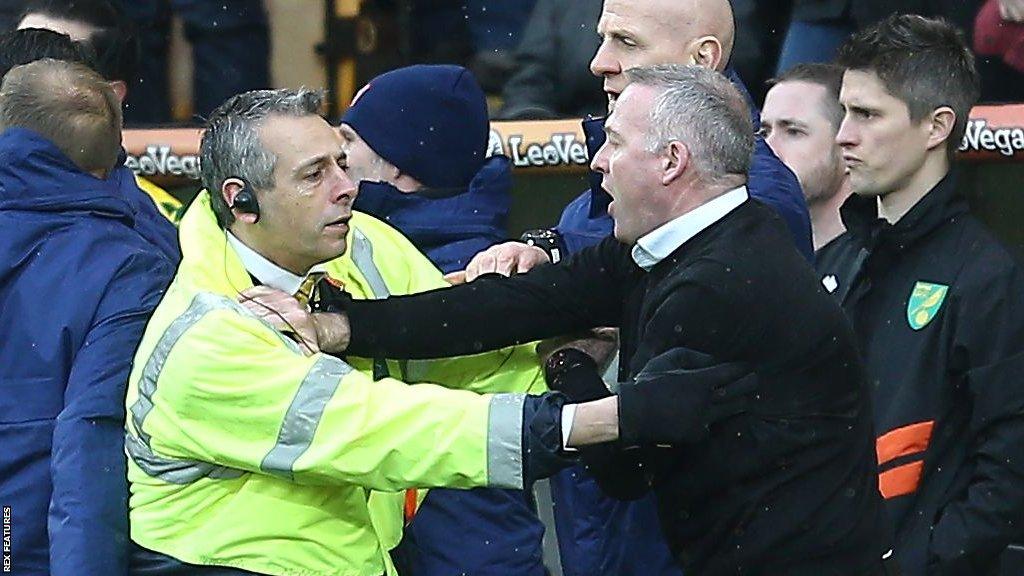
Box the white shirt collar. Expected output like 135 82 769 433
631 186 748 271
226 232 327 295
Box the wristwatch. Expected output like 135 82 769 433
520 228 565 264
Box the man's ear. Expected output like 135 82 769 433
222 178 258 224
925 106 956 152
688 36 724 71
110 80 128 104
662 141 690 186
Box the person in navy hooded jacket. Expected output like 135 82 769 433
457 1 812 575
0 59 177 576
339 64 545 575
341 64 511 275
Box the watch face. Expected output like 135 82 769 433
520 230 563 262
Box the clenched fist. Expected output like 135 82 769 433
462 241 551 282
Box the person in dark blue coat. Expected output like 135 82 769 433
458 2 811 574
341 65 512 275
339 64 542 575
0 59 177 576
0 26 179 264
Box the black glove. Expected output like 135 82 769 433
311 277 351 314
544 348 613 402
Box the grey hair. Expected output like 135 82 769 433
200 87 325 227
625 64 754 184
0 58 122 176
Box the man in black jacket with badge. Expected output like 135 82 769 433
817 14 1024 576
243 64 894 575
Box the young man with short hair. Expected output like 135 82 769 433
817 14 1024 575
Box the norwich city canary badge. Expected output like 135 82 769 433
907 281 949 330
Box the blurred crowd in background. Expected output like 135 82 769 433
0 0 1020 126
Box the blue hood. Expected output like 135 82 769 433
0 128 135 219
0 128 180 262
353 155 512 274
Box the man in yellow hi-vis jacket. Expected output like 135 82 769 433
125 87 569 576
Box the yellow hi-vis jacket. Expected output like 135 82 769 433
126 192 545 576
318 194 546 554
135 175 184 224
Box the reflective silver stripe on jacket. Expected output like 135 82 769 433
129 292 239 446
126 433 245 484
130 293 304 442
351 226 423 380
350 228 391 298
260 354 351 479
487 393 526 490
127 291 309 483
350 225 437 381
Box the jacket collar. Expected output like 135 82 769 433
0 127 135 222
177 191 255 297
840 170 967 253
582 115 608 214
632 186 749 271
353 154 511 235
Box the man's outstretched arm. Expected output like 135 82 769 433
244 236 640 360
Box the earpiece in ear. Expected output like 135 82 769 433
229 178 261 222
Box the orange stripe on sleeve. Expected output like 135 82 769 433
876 421 934 467
878 461 925 499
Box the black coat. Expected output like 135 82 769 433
816 174 1024 576
345 199 892 575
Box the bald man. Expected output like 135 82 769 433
463 0 808 279
450 1 810 575
591 0 735 102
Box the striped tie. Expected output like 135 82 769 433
295 272 326 309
